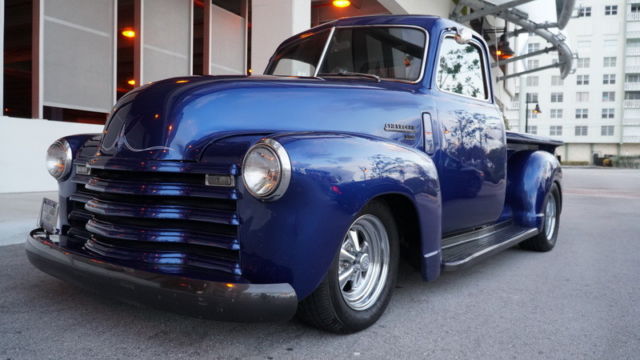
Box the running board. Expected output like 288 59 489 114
441 224 538 271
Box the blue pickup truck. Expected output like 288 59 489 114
28 15 562 333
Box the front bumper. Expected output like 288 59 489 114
26 229 298 322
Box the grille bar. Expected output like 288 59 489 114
83 176 239 200
85 198 240 225
86 218 240 250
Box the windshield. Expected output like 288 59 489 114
266 26 427 82
265 30 331 77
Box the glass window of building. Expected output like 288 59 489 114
604 57 616 67
577 58 590 68
602 108 615 118
626 74 640 83
526 76 539 86
627 91 640 100
601 125 614 136
575 108 588 119
603 74 616 84
578 7 592 17
527 125 538 135
551 75 563 86
577 75 589 85
526 92 539 102
605 5 618 15
550 109 563 118
551 92 564 102
527 59 540 68
602 91 615 102
576 92 589 102
575 126 588 136
633 4 640 13
527 43 540 53
550 126 563 136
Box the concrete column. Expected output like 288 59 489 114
0 0 3 113
251 0 310 75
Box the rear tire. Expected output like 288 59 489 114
297 200 399 333
520 183 561 252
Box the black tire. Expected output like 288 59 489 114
520 183 561 252
297 200 399 333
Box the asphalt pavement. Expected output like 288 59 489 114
1 168 639 359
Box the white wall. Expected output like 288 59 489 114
0 117 103 193
378 0 452 17
251 0 310 74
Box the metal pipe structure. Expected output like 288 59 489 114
452 0 576 79
491 46 556 68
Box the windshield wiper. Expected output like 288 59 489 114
318 71 381 82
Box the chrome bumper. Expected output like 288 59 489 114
25 229 298 322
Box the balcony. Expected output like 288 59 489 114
626 64 640 73
628 31 640 39
622 136 640 143
628 12 640 22
624 100 640 108
510 101 520 110
626 47 640 56
623 117 640 125
624 82 640 91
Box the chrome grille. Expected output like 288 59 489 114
67 167 241 276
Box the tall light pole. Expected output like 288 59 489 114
524 101 541 133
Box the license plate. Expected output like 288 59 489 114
39 198 59 234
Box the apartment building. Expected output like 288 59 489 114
513 0 640 162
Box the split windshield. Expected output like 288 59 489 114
265 26 426 82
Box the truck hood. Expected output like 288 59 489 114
98 75 426 161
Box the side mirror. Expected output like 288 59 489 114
454 27 472 44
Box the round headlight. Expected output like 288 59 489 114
242 139 291 200
46 139 72 180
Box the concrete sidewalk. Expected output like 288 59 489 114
0 192 57 246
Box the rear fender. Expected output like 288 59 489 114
236 132 442 299
506 150 562 230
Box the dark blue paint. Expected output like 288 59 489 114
40 15 562 302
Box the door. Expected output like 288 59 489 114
433 35 507 234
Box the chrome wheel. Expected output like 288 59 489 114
338 214 390 311
544 195 557 239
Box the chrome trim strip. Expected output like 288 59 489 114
444 228 539 269
423 250 440 258
314 26 336 77
315 24 430 84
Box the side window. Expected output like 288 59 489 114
436 37 487 100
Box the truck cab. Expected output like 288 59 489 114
27 15 562 334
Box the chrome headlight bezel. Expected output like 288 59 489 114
241 139 291 201
46 139 73 181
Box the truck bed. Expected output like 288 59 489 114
506 131 563 154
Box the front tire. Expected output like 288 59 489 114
520 183 561 252
297 200 399 333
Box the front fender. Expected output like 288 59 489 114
236 132 441 299
506 150 562 230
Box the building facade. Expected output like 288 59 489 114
512 0 640 162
